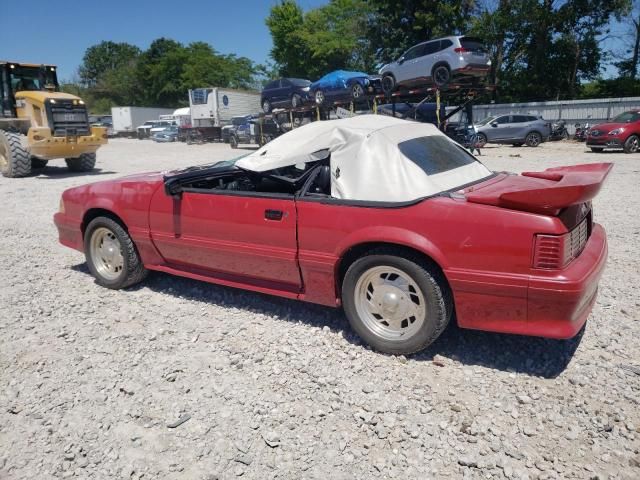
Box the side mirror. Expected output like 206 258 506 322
490 122 498 127
397 57 405 65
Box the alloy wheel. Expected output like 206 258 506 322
315 90 325 105
90 227 124 281
354 265 426 341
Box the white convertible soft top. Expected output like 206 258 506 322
236 115 492 202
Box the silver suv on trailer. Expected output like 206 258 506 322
379 36 491 93
473 114 551 147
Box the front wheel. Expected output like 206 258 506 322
291 93 302 108
314 89 325 106
475 132 487 148
381 74 396 95
66 152 96 172
525 131 542 147
0 131 31 178
351 83 365 101
623 134 639 153
342 248 451 355
262 99 271 113
84 216 148 289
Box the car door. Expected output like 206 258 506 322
148 184 302 293
394 44 425 83
511 115 531 140
275 79 292 105
487 115 513 141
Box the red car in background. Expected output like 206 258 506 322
54 116 611 355
587 110 640 153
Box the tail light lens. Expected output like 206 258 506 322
533 219 589 269
454 47 468 53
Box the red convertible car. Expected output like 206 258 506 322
54 115 611 355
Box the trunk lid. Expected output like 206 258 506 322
463 163 613 216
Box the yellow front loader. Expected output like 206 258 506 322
0 61 107 177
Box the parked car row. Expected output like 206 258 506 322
260 35 492 113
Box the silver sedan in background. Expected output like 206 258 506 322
474 114 551 147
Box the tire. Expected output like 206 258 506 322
351 83 365 101
475 132 487 147
590 147 604 153
0 131 31 178
525 131 542 147
262 99 271 113
291 93 302 109
31 157 48 169
84 216 148 289
381 74 396 95
342 248 452 355
65 152 96 172
230 135 238 149
314 89 325 106
623 134 639 153
432 63 451 88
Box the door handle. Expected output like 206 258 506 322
264 209 284 221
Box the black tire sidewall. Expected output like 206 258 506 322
526 131 541 147
84 217 132 289
382 74 395 94
432 64 451 87
476 132 487 147
262 100 271 113
342 254 447 355
624 135 639 153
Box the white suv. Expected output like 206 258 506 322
379 36 491 93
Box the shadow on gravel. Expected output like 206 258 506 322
33 167 117 179
71 263 583 378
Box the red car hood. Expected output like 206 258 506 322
463 163 613 215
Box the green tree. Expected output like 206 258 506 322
78 41 140 86
266 1 311 77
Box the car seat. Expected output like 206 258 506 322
310 165 331 195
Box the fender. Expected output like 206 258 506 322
334 225 449 270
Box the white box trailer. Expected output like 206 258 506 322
188 88 260 128
111 106 175 137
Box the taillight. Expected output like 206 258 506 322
533 219 589 269
454 47 468 53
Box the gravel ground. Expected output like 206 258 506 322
1 138 639 480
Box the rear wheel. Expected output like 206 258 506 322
84 216 148 289
0 131 31 178
525 131 542 147
31 157 48 169
342 248 451 355
623 134 639 153
66 152 96 172
432 64 451 88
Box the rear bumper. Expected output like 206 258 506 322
527 223 607 338
449 223 607 339
54 212 84 252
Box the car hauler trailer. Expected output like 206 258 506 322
111 106 174 138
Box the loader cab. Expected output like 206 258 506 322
0 62 60 118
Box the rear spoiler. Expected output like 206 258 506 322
465 163 613 215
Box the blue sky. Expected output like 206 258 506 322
0 0 328 81
0 0 625 81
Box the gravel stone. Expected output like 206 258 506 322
0 140 638 479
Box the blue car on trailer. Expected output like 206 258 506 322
310 70 381 106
